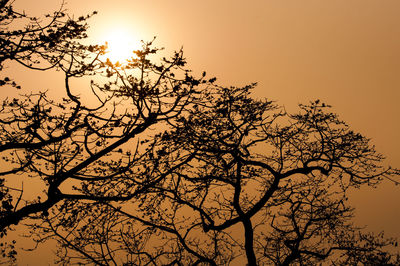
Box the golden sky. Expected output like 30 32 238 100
6 0 400 263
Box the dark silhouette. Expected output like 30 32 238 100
1 1 399 264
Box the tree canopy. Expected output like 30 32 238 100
0 1 399 265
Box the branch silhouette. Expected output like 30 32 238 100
0 1 399 265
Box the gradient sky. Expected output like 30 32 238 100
6 0 400 263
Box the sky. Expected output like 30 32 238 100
5 0 400 263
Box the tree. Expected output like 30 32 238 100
1 1 399 265
30 88 399 265
0 1 211 263
0 0 99 261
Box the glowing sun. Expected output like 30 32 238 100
103 29 141 63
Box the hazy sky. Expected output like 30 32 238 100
6 0 400 263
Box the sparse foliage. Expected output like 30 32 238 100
0 1 399 265
30 87 399 265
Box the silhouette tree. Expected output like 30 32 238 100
30 86 399 265
1 1 399 265
0 1 211 263
0 0 99 261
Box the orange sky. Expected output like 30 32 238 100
5 0 400 263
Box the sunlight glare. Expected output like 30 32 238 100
104 29 141 63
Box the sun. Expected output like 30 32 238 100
103 29 141 63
